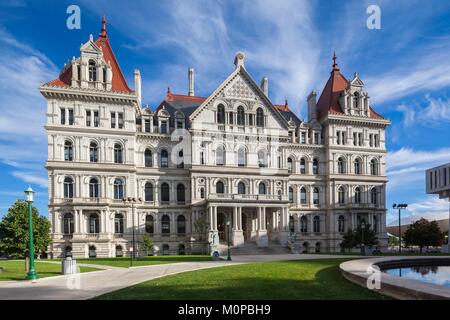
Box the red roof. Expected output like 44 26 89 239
274 100 290 111
165 87 206 103
46 17 131 93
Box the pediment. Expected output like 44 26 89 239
80 37 102 54
350 73 364 87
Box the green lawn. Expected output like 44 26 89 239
96 259 389 300
74 255 212 268
0 260 100 281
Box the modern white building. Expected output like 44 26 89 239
40 18 390 258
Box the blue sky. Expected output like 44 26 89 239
0 0 450 225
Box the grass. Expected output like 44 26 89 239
0 260 100 281
72 255 212 268
96 259 389 300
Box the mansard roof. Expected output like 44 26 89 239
274 101 302 125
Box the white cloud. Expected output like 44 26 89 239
397 95 450 127
387 197 449 226
11 171 47 188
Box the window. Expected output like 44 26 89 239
289 187 293 203
312 159 319 174
216 181 225 194
162 244 170 255
337 130 341 145
144 182 153 202
89 245 96 258
353 92 359 109
86 110 91 126
60 108 66 125
200 188 205 199
114 144 123 164
64 177 74 198
177 120 184 129
160 149 169 168
373 215 378 232
118 112 124 129
313 216 320 233
238 148 246 167
161 215 170 234
144 149 153 167
256 108 264 127
200 151 205 165
302 242 309 253
353 132 357 146
354 158 361 174
371 188 378 205
358 133 363 146
287 158 293 174
177 184 185 203
89 214 100 233
113 179 124 200
178 244 186 255
177 150 184 169
237 106 245 125
68 109 74 125
89 142 98 162
374 134 380 147
115 245 123 257
315 242 321 253
216 145 225 166
93 111 99 127
258 150 267 168
228 112 233 125
89 178 99 198
258 182 266 195
355 187 361 204
313 188 319 205
161 183 170 202
370 159 378 175
338 157 345 174
64 141 73 161
111 112 116 128
114 214 124 234
300 187 307 204
160 120 167 133
369 134 373 147
248 114 253 126
300 158 306 174
144 119 151 132
338 186 345 204
145 215 154 234
177 215 186 234
88 60 97 81
63 213 74 234
289 216 294 232
314 132 319 145
238 182 246 194
217 104 225 124
300 216 307 233
301 132 306 144
338 215 345 233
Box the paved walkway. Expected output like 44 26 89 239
0 254 359 300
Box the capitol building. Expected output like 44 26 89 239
40 18 390 258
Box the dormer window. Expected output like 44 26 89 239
353 92 359 109
88 60 97 82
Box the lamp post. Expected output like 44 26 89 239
361 220 366 256
24 187 38 280
226 219 232 261
393 203 408 254
123 197 142 260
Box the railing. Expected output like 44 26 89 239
84 233 99 239
208 193 288 201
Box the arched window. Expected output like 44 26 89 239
237 106 245 125
88 245 96 258
256 107 264 127
258 182 266 195
287 157 293 173
115 245 123 257
145 215 154 234
114 214 124 234
162 244 170 255
216 145 225 166
177 215 186 234
258 150 267 168
300 158 306 174
88 60 97 81
338 186 345 204
313 188 319 205
237 147 246 167
160 149 169 168
177 150 184 168
178 244 186 255
338 215 345 233
64 177 74 198
370 159 378 175
289 187 293 203
354 187 361 203
315 242 321 253
371 188 378 205
289 216 294 232
354 158 361 175
144 182 153 202
238 182 246 194
89 177 99 198
338 157 345 174
300 187 307 204
216 181 224 194
353 91 359 109
89 213 99 233
113 179 124 200
200 188 205 199
300 216 307 233
217 104 225 124
89 142 98 162
161 183 170 202
144 149 153 167
63 213 74 234
64 141 73 161
161 215 170 234
114 144 123 164
177 184 185 203
313 158 319 174
302 242 309 253
313 216 320 233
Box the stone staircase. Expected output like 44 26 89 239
218 241 291 256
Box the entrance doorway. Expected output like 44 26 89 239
217 212 230 243
242 213 250 241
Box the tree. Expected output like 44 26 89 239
0 200 51 259
340 224 378 252
340 229 356 252
403 218 445 252
141 234 154 256
193 215 208 241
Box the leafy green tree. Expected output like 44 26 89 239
340 224 378 252
340 229 356 252
0 200 51 259
403 218 445 252
194 215 208 241
141 234 154 256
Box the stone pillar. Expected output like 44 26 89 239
208 206 219 254
232 206 244 247
257 207 268 247
278 207 289 246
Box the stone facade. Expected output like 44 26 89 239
40 20 390 258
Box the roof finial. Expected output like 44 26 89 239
167 85 172 96
100 16 108 38
284 99 289 111
332 51 339 72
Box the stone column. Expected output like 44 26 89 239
208 206 219 253
278 207 289 246
257 207 268 247
232 206 244 247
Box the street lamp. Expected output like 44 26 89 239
393 203 408 254
24 186 38 280
361 220 366 256
226 220 232 261
123 197 142 260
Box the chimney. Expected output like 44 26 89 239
260 77 268 96
307 91 317 122
188 67 195 96
134 69 142 106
